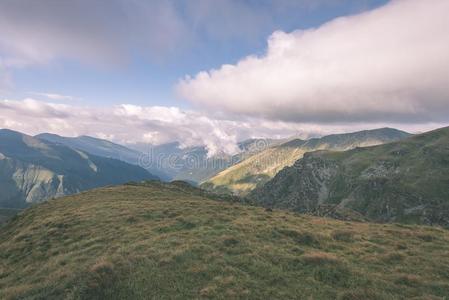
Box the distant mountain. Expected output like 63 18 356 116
129 138 284 184
36 133 142 162
37 133 283 184
203 128 411 195
0 129 157 208
249 126 449 226
36 133 171 180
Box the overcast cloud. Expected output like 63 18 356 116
178 0 449 124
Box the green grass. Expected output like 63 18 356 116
1 181 449 299
249 127 449 226
0 208 21 225
203 146 307 195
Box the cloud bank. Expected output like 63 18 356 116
178 0 449 124
0 98 302 155
1 98 446 155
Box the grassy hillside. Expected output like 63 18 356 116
202 145 307 194
0 208 22 225
250 126 449 226
1 182 449 299
203 128 410 195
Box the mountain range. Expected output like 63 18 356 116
3 126 448 228
249 126 449 226
37 133 283 184
0 129 285 209
0 129 157 208
202 128 411 195
36 133 172 180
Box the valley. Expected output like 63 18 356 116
203 128 410 196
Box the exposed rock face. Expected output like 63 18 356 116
0 129 157 208
250 153 339 211
249 127 449 227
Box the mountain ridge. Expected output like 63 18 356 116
0 129 157 208
203 127 411 195
36 133 285 183
36 132 172 181
249 126 449 226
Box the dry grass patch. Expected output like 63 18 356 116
302 251 341 265
332 230 355 242
394 274 422 287
277 228 322 246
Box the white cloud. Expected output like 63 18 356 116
30 92 80 101
0 98 281 155
0 0 187 67
178 0 449 124
1 98 447 155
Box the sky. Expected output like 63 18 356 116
1 0 449 155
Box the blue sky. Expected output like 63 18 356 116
1 0 387 107
0 0 448 154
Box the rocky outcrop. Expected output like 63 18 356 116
249 153 340 211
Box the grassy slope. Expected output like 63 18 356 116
1 182 449 299
326 127 449 208
204 128 410 196
249 126 449 225
203 146 307 195
0 208 22 225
